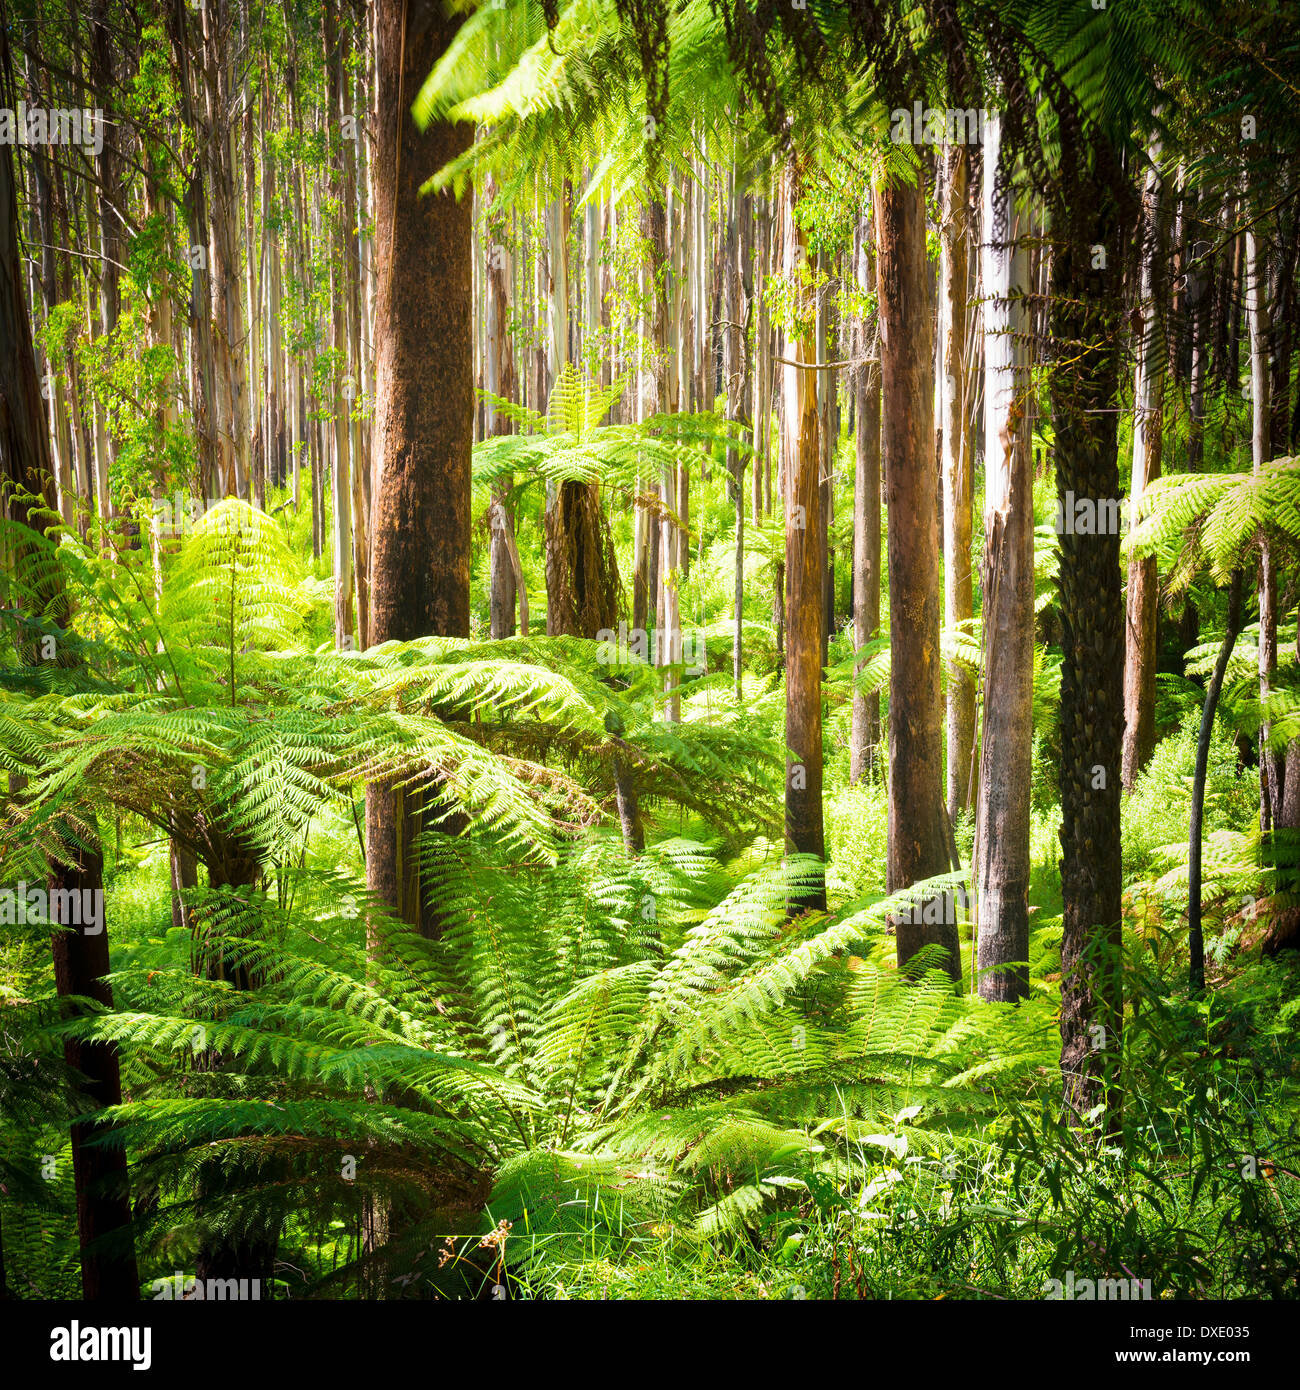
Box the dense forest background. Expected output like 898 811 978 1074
1 0 1299 1304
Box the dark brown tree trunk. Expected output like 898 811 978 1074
544 479 620 638
874 173 958 979
365 0 473 939
50 843 141 1301
1050 189 1128 1132
781 160 825 912
850 213 881 784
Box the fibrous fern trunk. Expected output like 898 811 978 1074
1049 189 1128 1133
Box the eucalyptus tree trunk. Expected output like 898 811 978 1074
816 257 833 667
874 169 958 980
850 212 881 784
1050 183 1128 1133
1246 208 1283 829
671 177 690 587
365 0 473 941
1186 186 1211 473
725 182 751 703
1122 142 1165 790
91 0 121 499
486 179 519 639
241 11 264 510
199 0 249 497
633 254 651 636
974 124 1034 1003
326 0 355 650
939 145 976 821
753 194 770 523
782 158 826 912
644 196 681 717
341 16 369 647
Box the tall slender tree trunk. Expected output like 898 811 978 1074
365 0 473 939
485 182 519 639
874 169 958 979
974 123 1034 1002
725 183 750 703
341 13 370 648
327 0 356 649
200 0 249 497
1246 208 1283 829
91 0 121 510
782 158 825 912
850 211 881 784
1122 142 1165 789
939 145 976 820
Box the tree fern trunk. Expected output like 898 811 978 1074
1050 188 1128 1132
